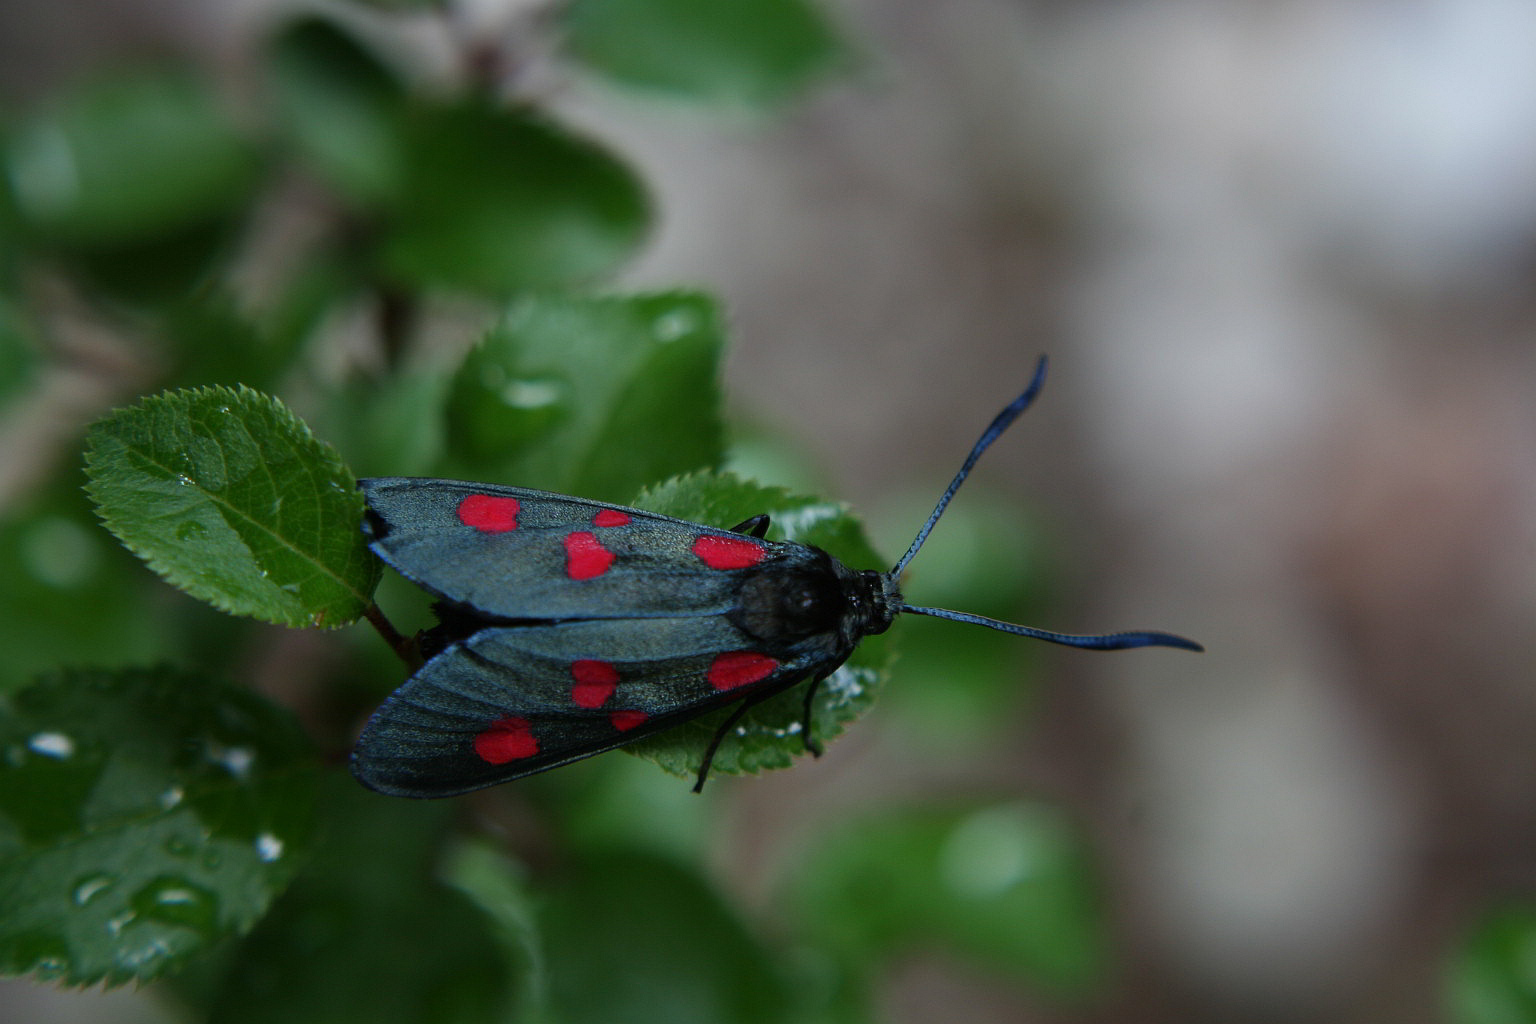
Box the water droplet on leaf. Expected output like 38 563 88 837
27 732 74 759
255 833 283 863
71 873 117 907
652 308 698 342
206 742 254 779
131 877 219 936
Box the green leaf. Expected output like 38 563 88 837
154 292 267 390
563 0 845 108
2 67 260 248
0 486 188 694
0 66 261 304
0 666 318 987
540 849 789 1024
446 290 724 501
624 471 891 782
83 385 380 629
379 102 650 294
155 269 355 394
1446 904 1536 1024
196 779 516 1024
323 367 453 480
67 217 249 307
790 801 1109 998
267 16 410 203
441 841 546 1023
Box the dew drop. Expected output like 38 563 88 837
207 741 254 779
131 877 218 935
0 927 70 979
499 378 562 410
28 732 74 759
652 308 698 342
159 786 184 810
32 956 67 980
119 936 177 972
255 833 283 863
71 873 116 907
174 520 206 542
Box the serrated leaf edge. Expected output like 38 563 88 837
83 384 376 629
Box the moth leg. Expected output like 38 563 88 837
693 694 772 793
799 670 833 758
728 514 771 538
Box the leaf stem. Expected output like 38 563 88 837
363 603 419 668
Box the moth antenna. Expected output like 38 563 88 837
890 355 1049 579
900 605 1204 652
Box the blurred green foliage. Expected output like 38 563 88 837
1446 903 1536 1024
0 3 1132 1021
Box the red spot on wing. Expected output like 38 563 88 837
610 710 648 732
458 494 520 533
473 716 537 764
593 509 630 527
565 531 615 580
570 660 619 708
707 651 780 691
692 534 766 570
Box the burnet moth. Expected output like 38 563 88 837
351 356 1201 797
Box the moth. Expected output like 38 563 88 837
351 357 1201 796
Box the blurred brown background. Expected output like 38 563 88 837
3 1 1535 1022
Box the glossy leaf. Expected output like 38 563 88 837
2 68 259 248
540 849 789 1024
267 16 409 202
446 290 724 501
0 667 317 987
0 486 195 694
198 781 515 1024
1447 904 1536 1024
379 102 650 294
563 0 845 108
790 801 1109 997
625 471 891 781
440 841 546 1024
84 386 380 629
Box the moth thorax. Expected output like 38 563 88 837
733 563 847 643
851 570 899 637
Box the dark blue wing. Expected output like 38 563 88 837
350 615 845 797
360 477 782 620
